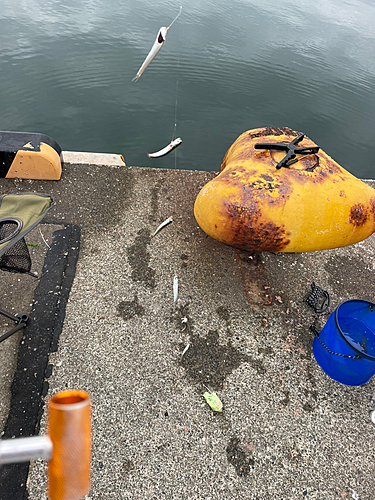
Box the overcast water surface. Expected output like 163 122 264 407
0 0 375 178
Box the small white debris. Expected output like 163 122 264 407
173 276 178 303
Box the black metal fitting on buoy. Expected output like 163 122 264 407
254 134 320 169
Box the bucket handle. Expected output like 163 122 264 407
310 324 361 359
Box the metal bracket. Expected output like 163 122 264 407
254 134 320 169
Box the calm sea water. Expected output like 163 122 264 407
0 0 375 178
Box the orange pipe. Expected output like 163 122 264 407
47 390 91 500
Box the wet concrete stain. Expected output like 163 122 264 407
169 303 193 334
121 168 136 210
306 364 317 389
117 295 145 320
294 327 314 361
156 441 171 453
122 460 135 473
216 306 231 325
127 228 156 289
226 437 255 476
179 329 265 390
280 390 290 407
257 346 273 355
302 402 314 413
180 253 189 268
170 305 266 400
303 365 319 406
149 179 164 222
216 305 232 336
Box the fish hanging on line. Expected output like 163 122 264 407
132 27 167 82
132 6 182 82
148 137 182 158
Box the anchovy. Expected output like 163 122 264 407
181 343 190 359
132 27 167 82
173 275 178 303
152 216 173 237
148 138 182 158
132 7 182 82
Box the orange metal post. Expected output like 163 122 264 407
47 390 91 500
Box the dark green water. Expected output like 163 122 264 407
0 0 375 178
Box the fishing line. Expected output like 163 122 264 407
168 6 182 302
171 52 179 144
171 6 182 169
143 6 182 162
168 5 182 30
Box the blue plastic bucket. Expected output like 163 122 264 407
312 299 375 386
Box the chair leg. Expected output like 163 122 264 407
0 308 28 343
0 307 19 322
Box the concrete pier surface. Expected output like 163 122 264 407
0 156 374 500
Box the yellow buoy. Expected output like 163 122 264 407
194 127 375 252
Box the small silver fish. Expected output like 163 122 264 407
173 275 178 303
132 27 167 82
148 138 182 158
132 8 182 82
152 216 173 237
181 343 190 359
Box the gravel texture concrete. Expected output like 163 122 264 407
0 165 374 500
